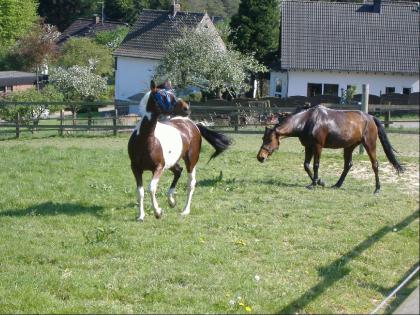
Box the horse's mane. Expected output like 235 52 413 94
275 103 320 125
138 91 150 117
293 103 319 114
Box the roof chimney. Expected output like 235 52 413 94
171 1 180 17
373 0 381 13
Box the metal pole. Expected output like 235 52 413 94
359 84 369 154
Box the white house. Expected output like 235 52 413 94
269 0 420 100
113 3 223 114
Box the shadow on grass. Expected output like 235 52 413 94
277 209 419 314
197 176 304 188
0 202 103 217
382 262 419 314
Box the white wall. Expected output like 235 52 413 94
115 56 159 100
284 70 419 97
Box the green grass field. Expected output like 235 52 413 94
0 131 418 314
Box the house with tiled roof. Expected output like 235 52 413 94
269 0 419 100
56 16 128 45
0 71 47 97
113 3 223 113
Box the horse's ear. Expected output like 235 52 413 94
150 80 157 91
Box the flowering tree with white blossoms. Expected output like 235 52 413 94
155 25 267 99
49 65 107 120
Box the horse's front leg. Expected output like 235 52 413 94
131 163 145 222
181 166 196 216
309 144 325 189
303 146 314 189
332 146 355 189
167 163 183 208
149 167 164 219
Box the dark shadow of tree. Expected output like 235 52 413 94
0 202 103 217
277 209 419 314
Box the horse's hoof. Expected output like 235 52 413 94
374 189 380 194
306 184 314 190
331 184 341 189
154 210 163 219
317 179 325 187
136 216 144 222
168 199 176 208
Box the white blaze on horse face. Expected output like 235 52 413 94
154 122 183 169
181 167 196 216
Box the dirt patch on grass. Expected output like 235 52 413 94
328 161 419 196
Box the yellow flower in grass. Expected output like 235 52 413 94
245 306 252 312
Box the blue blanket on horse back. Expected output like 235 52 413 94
153 89 177 112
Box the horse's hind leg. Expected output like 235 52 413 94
149 167 164 218
303 146 314 188
363 138 380 194
332 145 356 189
131 163 145 222
167 163 183 208
181 165 196 216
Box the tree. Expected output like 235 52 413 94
0 0 38 50
7 20 59 78
37 0 97 32
229 0 279 65
49 65 108 119
104 0 150 24
155 26 266 99
55 38 113 77
94 26 129 49
0 85 64 128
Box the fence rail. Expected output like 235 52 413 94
0 100 418 138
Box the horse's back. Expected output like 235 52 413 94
309 106 370 148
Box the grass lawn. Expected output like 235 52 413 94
0 130 418 314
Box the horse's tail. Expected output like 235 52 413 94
372 116 404 174
196 124 231 161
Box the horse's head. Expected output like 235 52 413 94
148 80 190 117
257 126 280 163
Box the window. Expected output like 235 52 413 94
307 83 322 97
274 78 282 97
324 84 339 96
402 88 411 95
385 87 395 94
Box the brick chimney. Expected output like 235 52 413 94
170 1 180 17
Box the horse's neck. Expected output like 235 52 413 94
139 113 159 138
277 114 305 137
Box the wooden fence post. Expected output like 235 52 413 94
113 108 118 136
234 104 239 132
15 112 20 138
87 111 92 131
384 111 391 129
359 84 369 154
59 109 64 136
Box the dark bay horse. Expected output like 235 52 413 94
128 81 231 221
257 105 403 193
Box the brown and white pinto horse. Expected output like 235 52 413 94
257 105 403 193
128 81 231 221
